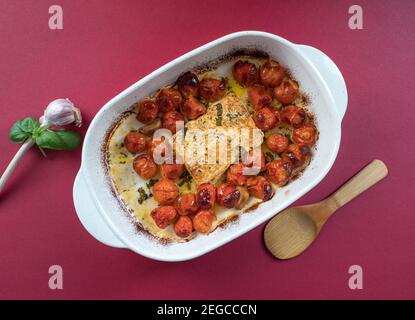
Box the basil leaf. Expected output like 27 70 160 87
9 117 40 143
36 130 81 150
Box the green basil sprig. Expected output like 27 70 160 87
9 117 81 151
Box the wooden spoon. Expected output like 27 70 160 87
264 159 388 260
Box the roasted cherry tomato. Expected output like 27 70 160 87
162 110 184 134
253 107 278 131
259 60 285 87
174 193 199 216
281 143 311 168
181 96 207 120
151 206 177 229
197 183 216 210
266 132 289 154
216 182 241 209
246 176 274 201
152 178 179 205
160 163 184 180
137 99 159 124
156 87 183 113
265 159 292 186
293 123 317 146
177 71 199 98
248 83 273 110
274 80 300 105
232 60 258 86
174 216 193 238
124 131 150 154
133 154 158 180
227 163 248 186
244 148 266 172
199 78 227 102
193 210 216 234
235 186 250 209
280 105 307 128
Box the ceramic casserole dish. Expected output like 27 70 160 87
73 31 347 261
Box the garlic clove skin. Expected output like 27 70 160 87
40 98 82 127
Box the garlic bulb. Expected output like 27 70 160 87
40 98 82 127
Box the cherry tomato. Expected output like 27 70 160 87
274 80 300 105
151 206 177 229
196 183 216 210
266 132 289 153
265 159 292 186
177 71 199 98
124 131 150 154
149 136 169 160
193 210 216 233
248 83 273 110
293 123 317 146
199 78 227 102
233 60 258 86
280 105 307 128
160 163 184 180
181 96 206 120
227 163 248 186
162 110 184 134
137 99 158 124
253 107 278 131
156 87 183 113
259 60 285 87
216 182 241 209
175 193 199 216
174 216 193 238
152 178 179 205
246 176 274 201
281 143 311 168
133 154 158 180
244 148 266 172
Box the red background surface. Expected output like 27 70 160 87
0 0 414 299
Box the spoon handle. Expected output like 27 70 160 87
329 159 388 209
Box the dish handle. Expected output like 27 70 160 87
73 170 126 248
297 44 348 121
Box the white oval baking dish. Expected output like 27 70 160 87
73 31 347 262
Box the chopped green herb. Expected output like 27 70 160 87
146 179 157 190
215 103 223 126
178 171 192 189
137 187 151 204
265 152 275 161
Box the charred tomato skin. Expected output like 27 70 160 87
152 178 179 205
174 215 193 238
266 132 289 154
293 123 317 146
259 60 285 87
248 83 273 110
281 143 311 168
216 182 241 209
274 80 300 105
199 78 227 102
174 193 199 216
181 96 207 120
156 87 183 113
162 110 184 134
133 154 158 180
253 107 279 131
151 206 177 229
193 210 216 234
177 71 199 98
124 131 150 154
281 105 307 128
265 159 292 186
137 99 159 124
196 183 216 210
246 176 274 201
233 60 259 86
